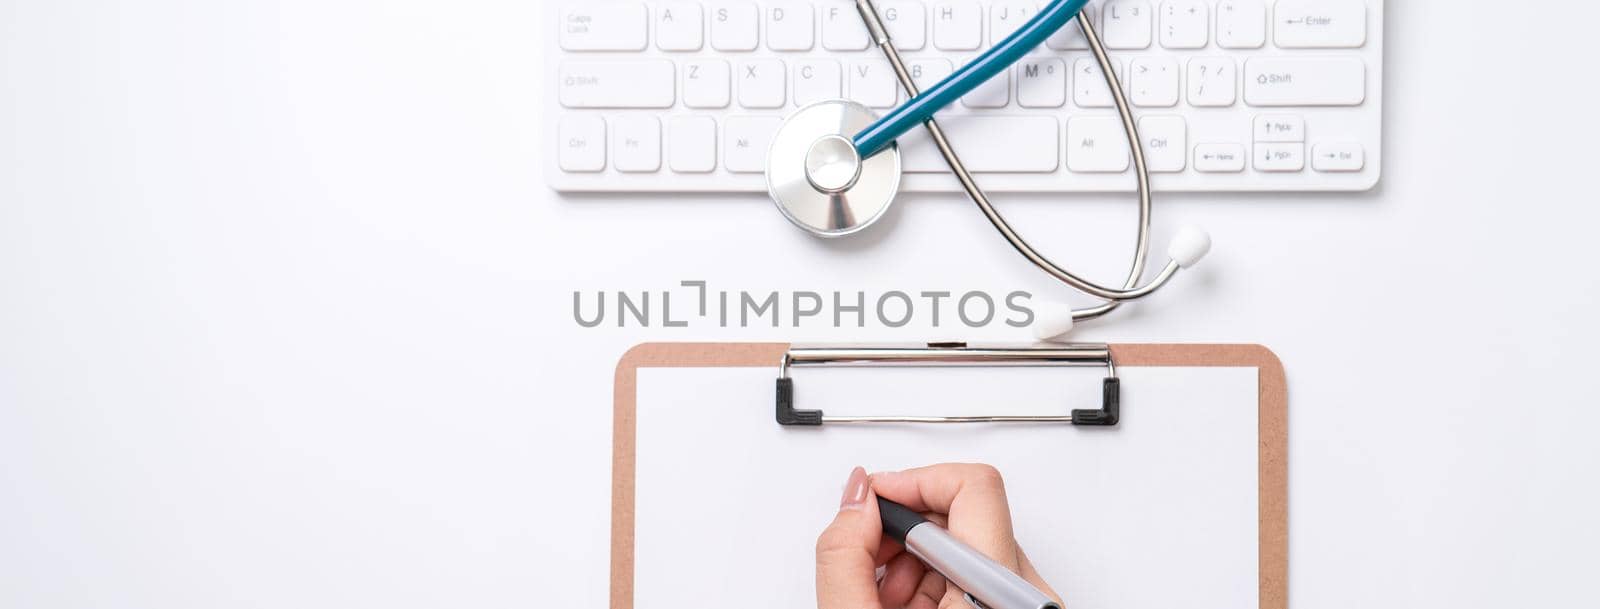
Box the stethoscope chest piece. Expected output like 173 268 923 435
766 100 902 238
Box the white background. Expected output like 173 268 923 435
3 1 1598 608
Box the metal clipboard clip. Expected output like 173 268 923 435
775 342 1119 427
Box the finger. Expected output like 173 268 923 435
817 466 884 609
870 464 1019 566
907 570 947 609
877 552 926 608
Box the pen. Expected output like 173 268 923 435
878 497 1061 609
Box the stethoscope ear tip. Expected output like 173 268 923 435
1032 302 1077 343
1168 226 1213 269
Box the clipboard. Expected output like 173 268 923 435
611 342 1286 609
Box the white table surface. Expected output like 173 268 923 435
3 1 1597 607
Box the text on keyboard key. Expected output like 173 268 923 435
1102 0 1153 49
683 60 731 108
1244 57 1365 106
1253 142 1305 172
1073 57 1125 108
559 61 675 108
1159 0 1208 49
1273 0 1366 48
902 116 1059 173
711 2 760 51
1067 116 1131 173
657 2 704 51
822 3 871 50
560 3 648 51
849 60 899 108
1017 58 1067 108
738 60 787 109
793 60 843 106
1215 0 1265 49
612 116 661 173
881 1 927 50
1186 57 1236 106
766 1 816 51
1253 114 1304 142
559 115 606 172
1193 143 1245 172
1137 115 1187 172
933 1 982 50
1312 142 1364 172
723 116 782 173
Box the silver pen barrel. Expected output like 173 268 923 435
904 525 1061 609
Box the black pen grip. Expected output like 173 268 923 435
877 497 928 543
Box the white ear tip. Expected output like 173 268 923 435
1167 226 1212 268
1031 303 1076 342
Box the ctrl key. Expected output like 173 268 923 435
559 115 607 172
1312 142 1365 172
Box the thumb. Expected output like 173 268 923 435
816 466 884 609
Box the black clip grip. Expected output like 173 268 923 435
1070 377 1121 426
775 377 823 426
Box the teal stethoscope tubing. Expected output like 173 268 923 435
850 0 1090 159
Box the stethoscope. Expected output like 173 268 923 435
764 0 1211 339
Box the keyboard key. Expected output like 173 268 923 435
849 60 899 108
990 1 1036 45
961 69 1009 108
1244 57 1365 106
738 60 787 108
558 115 606 172
1046 4 1095 50
1186 57 1236 106
559 61 675 108
1017 58 1067 108
821 3 870 50
711 2 759 51
1159 0 1207 49
668 116 717 173
1137 115 1186 172
1253 114 1304 142
1254 142 1305 172
1274 0 1367 48
1102 0 1152 49
656 2 704 51
881 1 927 50
1215 0 1266 49
1193 143 1245 172
559 3 647 51
933 1 982 50
1073 57 1124 108
766 1 816 51
1130 57 1178 107
1311 141 1364 172
723 116 782 173
1067 116 1131 173
612 116 661 172
907 59 954 93
902 116 1058 172
684 60 731 108
794 60 842 106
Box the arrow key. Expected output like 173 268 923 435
1254 142 1305 172
1312 141 1364 172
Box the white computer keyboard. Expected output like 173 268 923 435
546 0 1383 193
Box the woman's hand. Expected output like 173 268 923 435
816 464 1061 609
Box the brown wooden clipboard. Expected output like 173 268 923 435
611 342 1286 609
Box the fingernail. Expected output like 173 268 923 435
839 466 868 510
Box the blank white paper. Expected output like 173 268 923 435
632 365 1259 609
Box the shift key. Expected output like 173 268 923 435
1244 57 1365 106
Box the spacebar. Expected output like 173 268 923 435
900 116 1060 173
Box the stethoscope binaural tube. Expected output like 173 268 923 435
855 0 1209 315
765 0 1212 338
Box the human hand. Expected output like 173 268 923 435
816 464 1061 609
